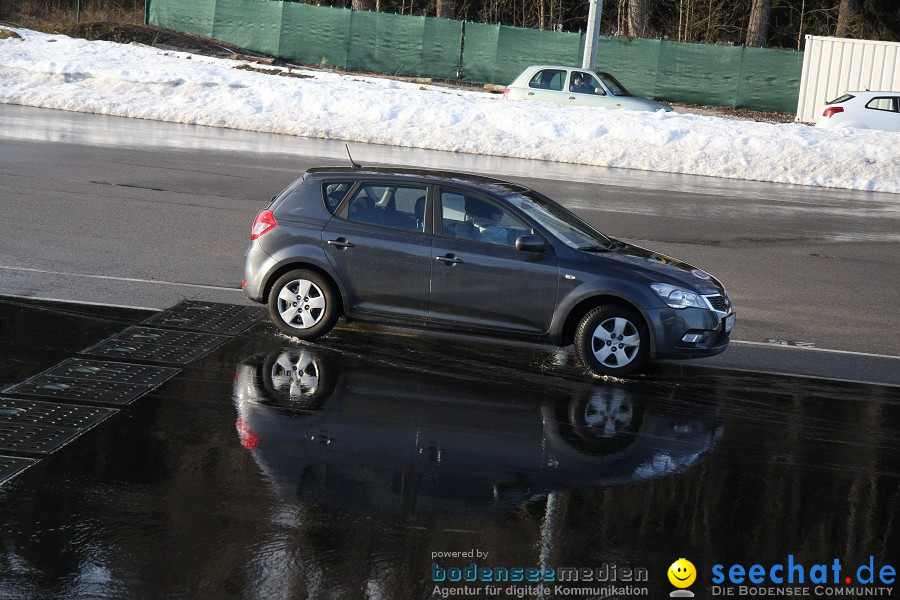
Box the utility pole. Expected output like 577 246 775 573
582 0 603 70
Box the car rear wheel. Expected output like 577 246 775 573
574 305 648 377
267 270 338 339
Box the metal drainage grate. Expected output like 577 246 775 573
0 455 39 486
6 359 179 405
81 327 230 365
0 397 116 430
0 397 116 454
142 301 266 335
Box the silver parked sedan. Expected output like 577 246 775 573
503 65 672 112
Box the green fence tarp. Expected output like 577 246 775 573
422 18 464 80
347 12 462 78
150 0 216 38
655 40 745 107
150 0 803 113
593 36 661 99
737 46 803 113
460 22 582 84
212 0 283 57
280 2 352 68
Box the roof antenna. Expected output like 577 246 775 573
346 144 361 170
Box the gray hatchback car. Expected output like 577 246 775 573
242 167 734 377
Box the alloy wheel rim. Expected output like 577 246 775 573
276 279 326 329
270 350 320 397
590 317 640 368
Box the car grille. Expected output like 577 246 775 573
705 294 731 313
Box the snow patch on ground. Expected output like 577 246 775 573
1 28 897 194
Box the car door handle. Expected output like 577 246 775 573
436 254 463 265
568 96 575 100
327 238 354 249
527 92 535 96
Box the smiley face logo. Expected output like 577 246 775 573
668 558 696 588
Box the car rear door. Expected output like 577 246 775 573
322 181 432 319
863 96 900 131
524 68 568 105
428 187 559 335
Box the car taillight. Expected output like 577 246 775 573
823 106 844 118
250 210 276 240
503 88 510 99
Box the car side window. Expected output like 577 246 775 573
345 184 428 232
569 71 604 95
322 182 353 214
439 190 531 247
865 97 898 112
528 69 565 91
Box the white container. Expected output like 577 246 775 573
795 35 900 123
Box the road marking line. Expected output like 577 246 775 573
0 265 240 292
731 340 899 360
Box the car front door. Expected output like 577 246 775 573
566 71 615 108
428 188 559 335
322 182 432 319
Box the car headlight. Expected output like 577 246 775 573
650 284 706 309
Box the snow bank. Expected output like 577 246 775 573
1 28 897 193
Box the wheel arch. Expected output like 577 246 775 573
560 294 655 354
263 262 345 316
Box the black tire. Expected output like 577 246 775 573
267 269 339 339
574 305 649 377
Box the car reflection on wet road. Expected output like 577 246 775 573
233 348 722 511
0 297 897 599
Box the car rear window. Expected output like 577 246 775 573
826 94 855 105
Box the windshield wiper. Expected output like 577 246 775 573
577 244 610 253
607 240 627 251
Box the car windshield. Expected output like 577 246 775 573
502 188 613 250
595 72 631 97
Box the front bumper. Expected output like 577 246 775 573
645 306 733 359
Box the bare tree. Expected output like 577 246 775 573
745 0 770 46
352 0 376 10
437 0 455 18
627 0 649 36
835 0 856 37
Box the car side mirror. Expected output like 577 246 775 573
516 234 547 253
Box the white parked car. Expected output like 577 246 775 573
815 91 900 132
504 65 672 112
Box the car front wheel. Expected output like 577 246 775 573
267 270 339 339
574 305 649 377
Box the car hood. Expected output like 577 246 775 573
581 242 726 295
623 97 673 112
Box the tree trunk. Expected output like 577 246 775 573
437 0 454 18
352 0 376 11
626 0 649 37
835 0 856 37
745 0 769 47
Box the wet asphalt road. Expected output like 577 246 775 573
0 104 899 384
0 298 898 599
